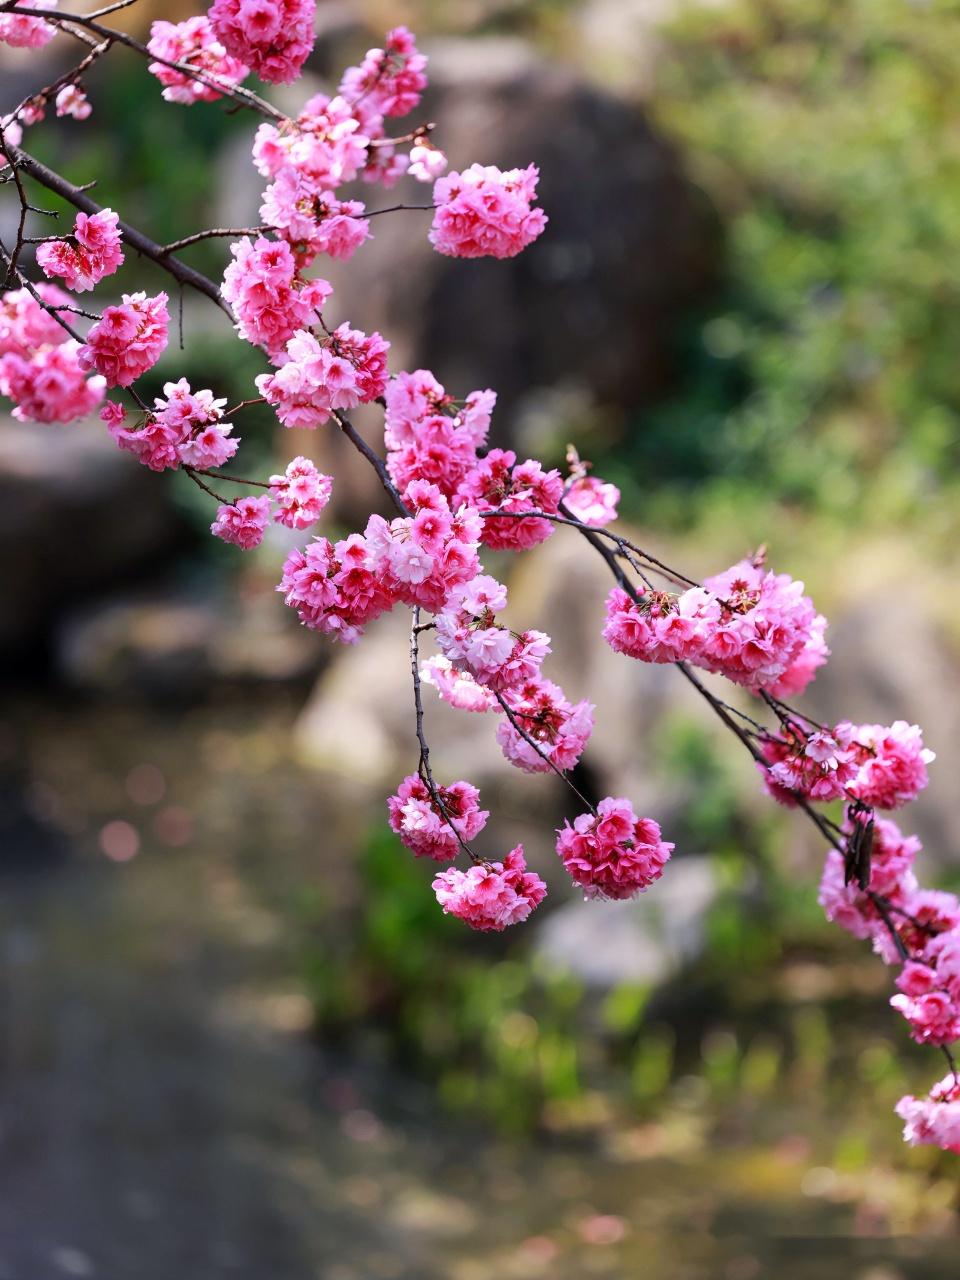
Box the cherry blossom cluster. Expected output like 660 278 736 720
0 1 57 50
147 16 249 105
222 237 331 361
207 0 316 85
432 847 547 932
387 774 488 862
78 291 169 388
102 378 237 473
761 717 934 810
257 323 389 428
36 209 123 293
384 369 495 500
556 798 673 901
0 284 104 423
457 448 564 551
429 164 548 260
603 556 828 696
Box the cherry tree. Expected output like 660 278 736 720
0 0 956 1153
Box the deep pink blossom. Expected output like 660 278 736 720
211 494 271 549
387 773 488 862
384 370 494 499
260 171 371 264
435 574 551 691
36 209 124 293
430 164 548 260
432 846 547 931
78 291 169 387
208 0 315 85
257 323 389 429
455 449 563 551
278 532 394 644
222 236 332 361
556 798 673 900
269 455 332 529
836 720 936 810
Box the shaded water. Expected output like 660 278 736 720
1 695 957 1279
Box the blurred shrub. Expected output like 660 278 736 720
620 0 960 527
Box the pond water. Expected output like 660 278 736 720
1 694 957 1279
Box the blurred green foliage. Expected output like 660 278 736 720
618 0 960 527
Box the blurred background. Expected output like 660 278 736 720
3 1 960 1276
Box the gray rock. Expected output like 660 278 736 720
0 419 181 664
534 856 719 988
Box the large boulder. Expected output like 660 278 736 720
0 420 183 666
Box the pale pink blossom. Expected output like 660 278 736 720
54 85 91 120
563 474 620 527
257 323 389 429
408 143 447 183
419 655 499 713
497 677 594 774
208 0 316 85
0 1 57 49
147 16 249 104
269 455 332 529
896 1074 960 1153
0 341 105 423
339 26 427 119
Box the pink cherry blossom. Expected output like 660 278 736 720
384 370 494 499
211 494 271 549
260 171 371 264
147 16 249 104
207 0 316 85
387 773 488 862
419 655 499 713
563 475 621 528
435 574 551 691
432 846 547 931
222 236 332 361
339 26 427 119
54 85 91 120
896 1074 960 1154
836 720 936 810
252 93 369 189
269 455 332 529
455 449 563 551
556 798 673 900
257 323 389 429
408 143 447 184
430 164 548 260
0 1 57 49
497 677 594 774
0 341 105 424
760 722 858 805
78 291 169 387
278 532 394 644
36 209 124 293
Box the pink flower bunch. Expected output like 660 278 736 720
0 0 57 49
260 170 371 264
252 93 369 190
269 455 332 529
603 558 825 694
556 798 673 900
419 655 499 713
896 1075 960 1154
563 474 621 528
384 369 494 499
835 720 935 810
363 480 481 612
222 237 331 361
104 379 238 472
338 26 427 119
78 291 169 387
36 209 124 293
432 846 547 931
211 494 271 549
278 532 393 644
54 85 91 120
0 341 105 424
435 574 551 692
456 448 563 551
890 963 960 1047
496 677 595 774
430 163 548 260
147 16 249 104
257 323 389 429
387 773 488 862
207 0 316 85
0 282 71 356
760 723 858 805
0 284 105 424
